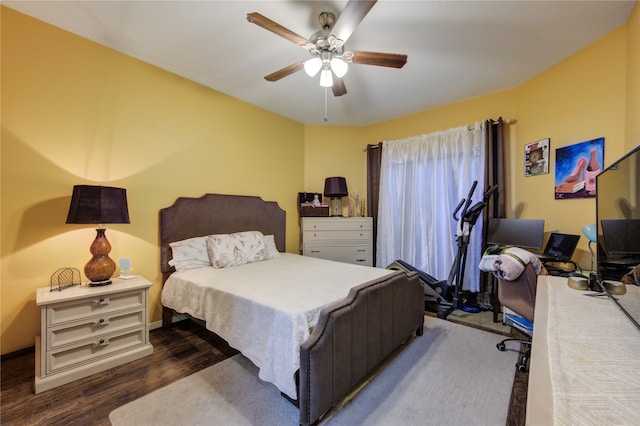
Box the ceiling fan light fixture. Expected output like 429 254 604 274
304 57 322 77
319 67 333 87
330 57 348 78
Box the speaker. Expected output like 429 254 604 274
118 257 135 279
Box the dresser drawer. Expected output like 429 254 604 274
303 245 372 266
302 218 371 231
47 308 145 350
304 230 371 242
47 289 145 326
46 327 146 375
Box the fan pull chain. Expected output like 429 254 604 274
324 87 328 122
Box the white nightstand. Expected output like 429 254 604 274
34 276 153 393
302 217 373 266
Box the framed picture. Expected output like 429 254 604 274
524 138 550 176
554 137 604 199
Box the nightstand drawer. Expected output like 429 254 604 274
303 230 371 242
36 277 153 393
46 327 146 375
47 289 145 326
47 308 145 350
303 245 371 266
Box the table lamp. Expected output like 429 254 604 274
582 223 597 272
66 185 130 286
324 177 348 217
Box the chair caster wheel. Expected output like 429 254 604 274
497 342 506 351
517 363 528 372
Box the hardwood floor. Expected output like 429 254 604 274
1 319 528 426
1 321 238 426
505 334 530 426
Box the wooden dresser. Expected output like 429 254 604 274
301 217 373 266
35 276 153 393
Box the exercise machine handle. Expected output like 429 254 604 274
453 180 478 221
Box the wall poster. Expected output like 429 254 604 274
554 137 604 199
524 138 550 176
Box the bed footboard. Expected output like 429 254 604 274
299 270 423 425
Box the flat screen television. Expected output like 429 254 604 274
596 144 640 330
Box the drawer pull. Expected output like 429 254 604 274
95 297 110 306
356 259 367 263
357 249 366 252
95 338 108 347
310 250 321 254
95 318 108 327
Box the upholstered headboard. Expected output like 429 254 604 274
159 194 286 280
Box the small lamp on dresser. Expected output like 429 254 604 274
324 177 348 217
66 185 130 286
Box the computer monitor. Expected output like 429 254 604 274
486 218 545 250
601 219 640 255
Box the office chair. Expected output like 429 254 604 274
495 263 540 372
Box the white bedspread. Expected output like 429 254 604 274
161 253 394 399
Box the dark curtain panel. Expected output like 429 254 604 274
366 142 383 265
482 118 506 321
485 117 506 220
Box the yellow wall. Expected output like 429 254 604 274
303 125 371 215
1 7 304 354
2 3 638 354
627 0 640 150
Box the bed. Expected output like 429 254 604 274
159 193 424 425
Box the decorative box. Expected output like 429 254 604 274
300 205 329 217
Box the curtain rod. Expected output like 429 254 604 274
363 118 518 151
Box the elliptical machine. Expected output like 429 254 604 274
388 181 496 319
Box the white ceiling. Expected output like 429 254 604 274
4 1 636 126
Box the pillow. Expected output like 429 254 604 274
263 234 280 259
207 231 267 268
168 236 211 272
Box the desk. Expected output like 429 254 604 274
527 276 640 425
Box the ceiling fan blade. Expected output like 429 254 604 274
351 51 407 68
332 76 347 97
331 0 377 44
264 61 305 82
247 12 310 48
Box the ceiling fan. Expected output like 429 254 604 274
247 0 407 97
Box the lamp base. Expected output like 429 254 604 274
88 280 113 287
329 197 343 217
84 228 117 284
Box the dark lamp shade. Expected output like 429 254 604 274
66 185 130 225
324 177 348 198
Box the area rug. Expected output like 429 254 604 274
110 316 518 426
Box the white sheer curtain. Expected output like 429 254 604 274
376 123 486 292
